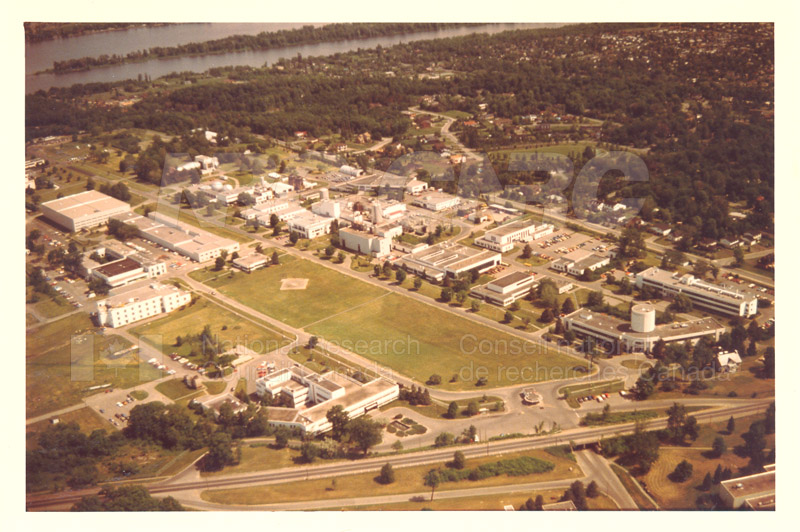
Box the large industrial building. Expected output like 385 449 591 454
635 267 758 317
40 191 131 232
256 366 399 436
411 191 461 211
339 227 393 258
286 211 334 239
475 220 554 253
95 281 191 328
398 242 501 282
87 255 167 288
111 212 239 263
470 271 538 306
562 304 726 354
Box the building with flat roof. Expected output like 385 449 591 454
551 249 610 277
470 271 538 306
339 227 393 258
562 305 726 355
719 468 775 509
112 212 239 263
195 393 248 419
398 242 501 282
96 281 191 328
40 190 131 232
635 267 758 317
286 211 334 239
475 220 554 252
412 191 461 211
232 253 268 272
257 366 398 436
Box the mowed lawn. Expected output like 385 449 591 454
26 314 162 418
202 448 581 505
191 255 387 328
131 298 291 359
308 293 590 389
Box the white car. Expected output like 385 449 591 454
116 402 123 407
167 369 176 375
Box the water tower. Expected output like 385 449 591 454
631 304 656 333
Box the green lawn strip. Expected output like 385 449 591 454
156 448 208 477
559 379 625 408
581 405 710 427
129 390 148 401
610 463 658 510
205 380 227 395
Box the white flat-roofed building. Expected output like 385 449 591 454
635 267 758 317
232 253 268 272
241 199 290 221
96 281 191 328
88 256 167 288
340 227 392 258
551 249 610 277
562 306 725 355
720 469 775 509
195 393 248 419
257 366 398 436
398 241 501 282
470 271 538 306
475 220 554 252
311 200 342 219
194 155 219 173
716 350 742 372
412 191 461 211
111 212 239 263
287 211 334 239
405 179 429 195
40 191 131 232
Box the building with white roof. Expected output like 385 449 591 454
339 227 393 258
232 253 268 272
286 211 334 239
635 267 758 317
256 366 398 436
96 281 191 328
562 304 726 355
40 191 131 232
398 242 501 282
411 191 461 211
470 271 538 307
475 220 554 252
551 249 610 277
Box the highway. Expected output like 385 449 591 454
25 399 770 511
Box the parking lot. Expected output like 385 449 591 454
529 229 608 262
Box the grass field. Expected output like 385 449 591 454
632 413 774 510
26 314 162 417
155 379 198 400
190 255 588 389
621 359 653 371
201 448 582 506
190 254 386 329
201 442 312 477
28 294 74 320
205 380 227 395
308 292 590 389
26 407 112 450
382 395 504 420
130 298 291 362
650 358 773 400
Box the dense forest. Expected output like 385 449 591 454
26 22 774 239
47 22 475 73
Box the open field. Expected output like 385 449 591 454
190 254 589 388
130 298 291 362
202 442 317 477
201 448 582 505
382 395 504 420
27 315 161 417
650 358 773 400
308 292 590 389
28 294 74 320
328 489 617 511
26 407 112 450
191 254 386 328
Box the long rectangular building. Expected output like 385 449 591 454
635 267 757 317
475 220 554 252
398 242 501 282
40 191 131 232
470 271 538 306
96 281 191 328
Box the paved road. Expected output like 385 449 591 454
575 449 636 510
25 399 770 511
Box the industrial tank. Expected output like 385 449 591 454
631 304 656 333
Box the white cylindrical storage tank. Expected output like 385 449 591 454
631 304 656 333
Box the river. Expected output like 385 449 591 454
26 23 564 93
